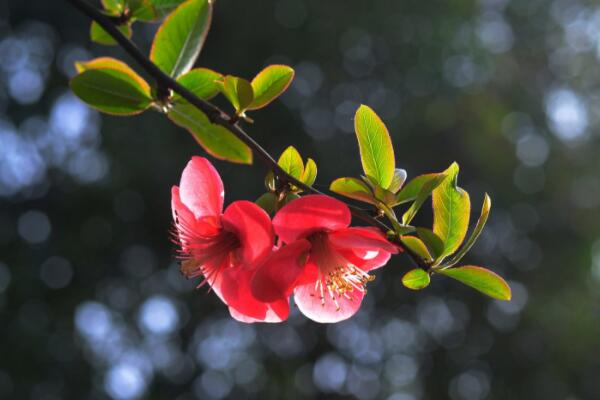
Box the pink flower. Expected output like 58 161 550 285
251 195 399 323
171 157 288 323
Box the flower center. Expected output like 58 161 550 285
309 233 375 311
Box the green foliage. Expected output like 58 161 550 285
218 76 254 115
90 21 131 45
354 105 395 190
301 159 317 187
70 67 152 115
388 168 407 193
416 228 444 260
168 100 252 164
437 266 511 301
174 68 222 101
150 0 212 78
443 194 491 268
395 173 446 205
278 146 304 180
248 65 295 110
401 173 447 225
255 192 277 215
402 269 431 290
401 236 433 262
432 163 471 263
330 177 376 205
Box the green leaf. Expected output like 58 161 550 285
70 68 152 115
101 0 125 13
168 100 252 164
282 193 300 207
330 177 376 205
401 173 447 225
75 57 143 77
277 146 304 180
354 105 395 189
437 266 511 300
388 168 407 193
401 236 432 262
374 186 396 205
301 158 317 187
146 0 187 17
218 76 254 114
432 163 471 262
90 21 131 45
174 68 222 101
150 0 212 77
248 65 294 110
395 173 446 205
402 269 431 290
416 228 444 259
256 192 277 215
444 194 492 268
129 0 158 21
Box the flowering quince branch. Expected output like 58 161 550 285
66 0 512 323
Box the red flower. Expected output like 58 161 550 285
251 195 399 323
171 157 288 323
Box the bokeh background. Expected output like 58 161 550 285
1 0 600 399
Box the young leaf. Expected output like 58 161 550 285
432 163 471 262
354 105 395 189
74 58 149 93
148 0 188 17
90 21 132 45
444 194 492 268
174 68 222 101
150 0 212 77
70 68 152 115
402 269 431 290
401 173 447 225
330 177 376 205
277 146 304 180
388 168 407 193
168 100 252 164
437 266 511 301
395 173 446 205
218 76 254 114
416 228 444 260
248 65 294 110
401 236 433 262
301 158 317 186
101 0 125 13
256 192 277 215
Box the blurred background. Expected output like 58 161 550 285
1 0 600 399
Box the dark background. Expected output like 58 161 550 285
1 0 600 399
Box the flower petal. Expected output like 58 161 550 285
222 201 274 266
172 186 221 240
179 157 224 219
293 280 365 323
273 195 351 243
217 267 289 322
251 240 311 302
229 303 289 323
328 227 399 254
339 248 391 271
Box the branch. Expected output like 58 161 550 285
66 0 427 269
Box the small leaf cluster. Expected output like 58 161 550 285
72 0 294 165
69 0 510 302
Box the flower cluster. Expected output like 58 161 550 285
171 157 399 323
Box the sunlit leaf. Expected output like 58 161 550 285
147 0 187 17
437 265 511 300
248 65 294 110
395 173 446 205
129 0 158 21
90 21 131 45
432 163 471 262
150 0 212 77
354 105 395 189
74 58 149 91
301 158 317 187
401 173 447 225
174 68 222 101
402 268 430 290
401 236 433 262
277 146 304 180
218 76 254 114
330 177 376 205
416 228 444 260
444 194 492 268
388 168 407 193
70 68 152 115
168 99 252 164
101 0 125 13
